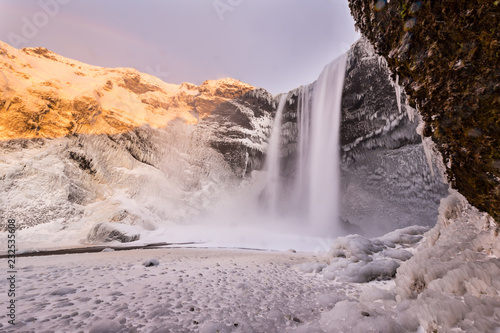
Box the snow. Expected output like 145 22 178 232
0 249 345 332
1 191 499 332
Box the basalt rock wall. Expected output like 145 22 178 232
348 0 500 222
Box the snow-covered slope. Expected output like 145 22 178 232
0 40 254 140
0 41 276 249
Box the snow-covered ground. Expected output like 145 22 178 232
0 248 351 333
1 245 411 333
2 190 500 333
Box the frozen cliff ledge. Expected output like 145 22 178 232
347 1 500 222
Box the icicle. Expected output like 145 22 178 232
394 74 402 114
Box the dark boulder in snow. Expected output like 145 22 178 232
143 258 159 267
86 222 140 243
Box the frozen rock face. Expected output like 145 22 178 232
278 38 448 235
339 38 449 234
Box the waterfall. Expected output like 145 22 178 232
263 53 348 235
298 53 348 233
262 93 288 213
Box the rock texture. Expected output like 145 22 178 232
339 38 449 234
274 38 448 234
348 0 500 222
0 40 254 140
0 41 273 244
195 89 276 177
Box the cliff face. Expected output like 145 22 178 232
0 40 254 140
272 38 448 234
347 1 500 222
0 41 275 245
340 38 449 234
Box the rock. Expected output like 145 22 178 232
86 223 140 243
197 88 276 176
0 40 256 141
347 0 500 223
143 258 159 267
50 287 77 296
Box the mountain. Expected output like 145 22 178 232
0 40 255 141
0 40 276 247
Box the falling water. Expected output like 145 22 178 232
299 53 347 232
263 93 288 213
263 54 348 235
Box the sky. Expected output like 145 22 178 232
0 0 360 94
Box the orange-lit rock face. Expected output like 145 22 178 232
195 78 255 119
0 41 254 141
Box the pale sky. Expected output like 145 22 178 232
0 0 360 94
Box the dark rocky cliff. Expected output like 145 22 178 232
348 0 499 222
253 38 449 234
340 38 449 233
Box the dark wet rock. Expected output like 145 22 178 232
198 88 276 177
86 222 140 243
348 0 500 222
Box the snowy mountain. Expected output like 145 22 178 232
0 37 447 248
0 40 277 248
0 40 255 141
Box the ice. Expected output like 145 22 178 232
392 190 500 332
335 260 400 283
329 234 385 262
313 226 428 283
382 249 413 261
394 74 402 114
86 222 141 243
319 300 403 333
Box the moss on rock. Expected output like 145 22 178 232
348 0 499 222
